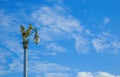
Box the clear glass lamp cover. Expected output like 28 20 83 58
34 36 40 44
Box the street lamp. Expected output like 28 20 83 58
20 24 40 77
34 29 40 44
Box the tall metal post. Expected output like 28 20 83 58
22 41 28 77
24 48 27 77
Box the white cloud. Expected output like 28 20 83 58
112 41 120 53
0 10 12 27
44 72 69 77
77 72 93 77
0 48 12 64
0 48 15 75
0 58 23 75
31 4 120 54
28 62 71 77
74 36 90 54
31 6 91 54
99 17 110 29
0 10 19 33
9 59 23 72
29 62 70 73
104 17 110 24
0 10 23 58
77 71 120 77
46 42 66 55
92 32 120 53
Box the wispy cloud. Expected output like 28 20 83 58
98 17 110 29
74 35 90 54
0 48 12 64
44 72 70 77
31 5 92 54
29 62 71 76
92 32 120 53
77 72 93 77
104 17 110 24
46 42 66 55
29 62 70 73
9 59 23 72
0 10 22 56
77 71 120 77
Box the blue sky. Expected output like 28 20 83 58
0 0 120 77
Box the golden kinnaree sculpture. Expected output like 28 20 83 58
20 24 33 41
20 24 40 49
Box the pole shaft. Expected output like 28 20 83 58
24 48 28 77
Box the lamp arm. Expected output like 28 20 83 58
26 28 37 40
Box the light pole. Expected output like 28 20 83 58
20 24 40 77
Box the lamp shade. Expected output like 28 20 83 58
34 31 40 44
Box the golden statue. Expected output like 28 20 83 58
20 24 33 41
20 24 40 49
